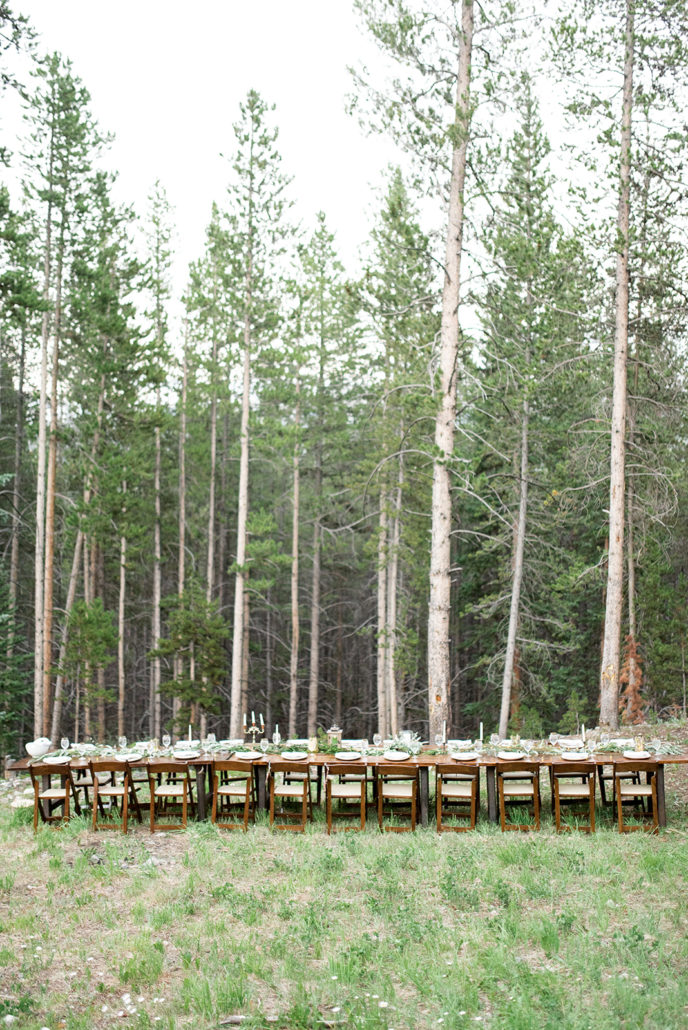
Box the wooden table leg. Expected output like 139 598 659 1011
418 766 429 827
255 764 268 811
486 767 498 823
194 764 207 821
656 763 666 827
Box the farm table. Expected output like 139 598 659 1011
9 748 688 828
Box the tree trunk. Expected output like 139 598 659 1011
386 455 403 736
308 516 321 733
48 529 83 745
152 388 162 740
376 486 389 738
173 330 188 738
117 483 127 739
230 294 252 737
34 131 55 736
8 325 26 655
289 385 301 737
498 397 529 738
600 0 634 729
427 0 474 742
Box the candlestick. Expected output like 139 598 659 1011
243 712 247 730
188 724 192 742
479 722 483 742
251 710 255 726
442 719 446 743
260 712 264 729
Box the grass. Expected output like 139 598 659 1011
1 771 688 1029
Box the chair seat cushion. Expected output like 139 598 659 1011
381 781 414 799
330 782 365 799
556 783 592 798
274 784 307 799
218 782 250 797
440 781 474 798
501 782 535 797
619 783 653 797
154 783 187 797
38 787 68 800
98 785 126 797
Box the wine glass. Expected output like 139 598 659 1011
272 730 281 747
118 735 127 751
373 733 382 749
260 738 269 755
434 733 444 752
162 733 171 750
60 736 70 751
360 739 369 764
207 732 216 746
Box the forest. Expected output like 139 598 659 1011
1 0 687 755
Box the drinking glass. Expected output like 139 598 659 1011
207 732 216 745
162 733 171 749
60 736 70 751
373 733 382 749
118 735 127 750
434 733 444 751
634 735 645 753
272 730 281 747
260 738 269 755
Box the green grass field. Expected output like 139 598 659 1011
2 770 688 1030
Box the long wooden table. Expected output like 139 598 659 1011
9 750 687 828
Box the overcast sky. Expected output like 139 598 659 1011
15 0 398 299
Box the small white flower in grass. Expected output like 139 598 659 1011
101 1005 108 1012
332 1007 341 1013
331 975 338 980
87 956 94 963
379 1001 388 1009
438 1020 445 1025
36 946 42 952
137 997 144 1003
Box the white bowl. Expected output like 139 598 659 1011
26 737 52 758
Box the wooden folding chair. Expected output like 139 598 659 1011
436 763 479 832
552 761 595 833
29 761 81 832
211 759 254 831
615 761 659 833
376 763 418 832
325 762 367 834
148 761 193 832
89 759 142 834
497 761 540 831
269 760 311 832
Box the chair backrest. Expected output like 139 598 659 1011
268 760 310 776
88 758 133 778
614 761 657 777
324 762 367 778
552 761 595 777
376 763 417 778
213 759 254 779
30 761 76 790
497 760 539 774
437 762 479 779
147 760 191 782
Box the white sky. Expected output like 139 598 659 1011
14 0 398 300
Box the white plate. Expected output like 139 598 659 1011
117 752 143 762
335 751 361 761
498 751 525 761
449 751 479 761
286 738 308 745
173 750 200 760
383 750 409 761
232 750 262 761
623 750 650 759
557 737 583 748
281 751 308 761
42 755 71 765
447 739 473 748
176 740 200 749
560 751 589 761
